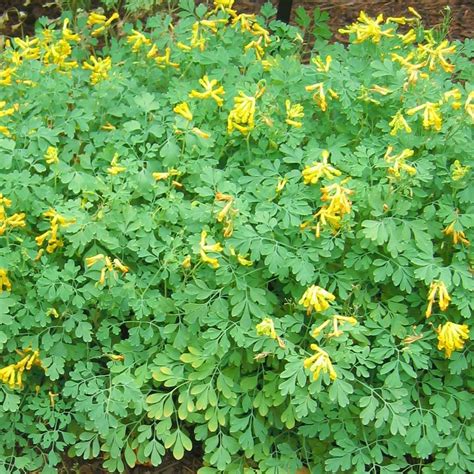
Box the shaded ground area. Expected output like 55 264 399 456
0 0 473 40
236 0 474 41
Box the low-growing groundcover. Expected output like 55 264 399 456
0 1 473 472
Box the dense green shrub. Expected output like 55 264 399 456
0 1 473 472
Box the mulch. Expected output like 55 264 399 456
0 0 472 40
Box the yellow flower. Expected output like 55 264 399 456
237 255 252 266
107 153 126 175
0 194 26 235
82 56 112 85
339 12 394 43
87 12 119 36
407 102 442 131
0 349 43 389
304 344 337 382
44 146 59 165
113 258 129 274
276 177 287 193
189 127 209 139
312 55 332 73
301 206 342 238
0 67 15 86
389 110 412 136
302 150 341 184
227 92 256 134
418 39 456 73
182 255 192 268
152 169 180 181
299 285 336 315
85 254 105 267
0 268 12 293
0 100 16 118
384 146 416 178
443 221 470 246
62 18 80 42
244 37 266 60
173 102 193 121
425 281 451 318
47 308 60 319
436 322 469 358
399 29 417 44
43 39 78 71
199 230 223 269
320 182 353 216
312 315 357 338
149 46 179 68
451 160 470 181
127 29 151 52
14 37 40 60
391 53 429 88
256 317 277 339
465 91 474 121
285 100 304 128
189 76 225 106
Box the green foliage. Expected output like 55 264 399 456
0 1 473 473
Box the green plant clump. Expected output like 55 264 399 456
0 1 473 472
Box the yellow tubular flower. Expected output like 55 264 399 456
418 40 456 73
384 146 416 178
389 110 412 136
227 91 258 134
0 350 43 389
256 317 277 339
173 102 193 121
305 82 328 111
192 127 211 139
0 67 15 86
127 30 151 52
245 37 265 60
107 153 126 175
237 255 252 266
320 182 353 216
339 12 393 43
62 19 80 42
391 53 429 88
182 255 192 268
425 281 451 318
150 47 179 69
465 91 474 121
407 102 442 131
312 55 332 73
302 150 341 184
85 254 105 267
153 169 179 181
0 268 12 293
304 344 337 382
451 160 470 181
189 76 225 106
436 322 469 358
113 258 129 273
276 178 287 193
299 285 336 315
199 230 223 269
443 221 470 246
82 56 112 85
44 146 59 165
285 100 304 128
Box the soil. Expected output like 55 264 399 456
0 0 472 40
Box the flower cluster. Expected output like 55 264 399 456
0 349 42 390
0 194 26 235
35 209 76 254
85 254 129 286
